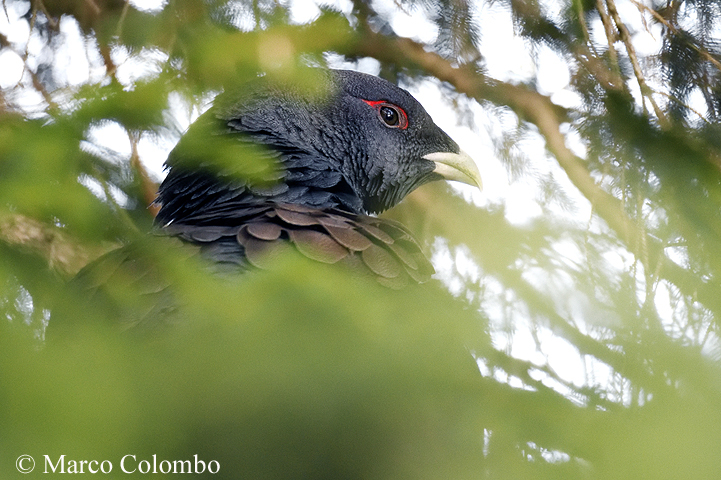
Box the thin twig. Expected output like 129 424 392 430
29 68 57 110
657 90 712 125
595 0 622 80
605 0 669 128
115 0 132 39
100 43 119 81
629 0 721 73
576 0 599 57
574 44 624 91
97 132 142 234
19 0 40 87
84 0 101 17
32 0 58 29
129 130 161 217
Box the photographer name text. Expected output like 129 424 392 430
17 454 220 474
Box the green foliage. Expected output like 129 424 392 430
2 0 721 478
0 117 117 238
6 256 490 479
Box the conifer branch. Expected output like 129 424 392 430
595 0 623 81
629 0 721 73
129 131 160 217
352 31 721 314
605 0 669 128
0 213 110 277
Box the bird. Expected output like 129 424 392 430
151 69 481 289
52 69 481 334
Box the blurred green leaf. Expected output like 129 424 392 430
0 118 116 238
9 254 489 479
73 80 169 132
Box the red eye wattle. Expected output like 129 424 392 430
362 100 408 130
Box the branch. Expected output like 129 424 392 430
129 131 160 217
115 0 132 39
351 32 721 313
574 44 625 91
355 33 627 230
605 0 669 128
0 213 111 277
595 0 623 80
629 0 721 74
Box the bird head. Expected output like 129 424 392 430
330 70 481 213
156 70 481 223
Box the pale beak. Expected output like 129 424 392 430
423 150 482 190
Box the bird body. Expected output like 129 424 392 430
153 69 481 287
53 69 481 333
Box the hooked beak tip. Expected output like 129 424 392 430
423 150 482 190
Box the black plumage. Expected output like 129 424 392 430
152 69 481 287
52 69 482 333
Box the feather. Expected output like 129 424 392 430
246 222 283 241
361 243 403 278
323 224 373 251
288 229 349 264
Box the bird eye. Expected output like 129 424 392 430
362 100 409 130
379 106 399 126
